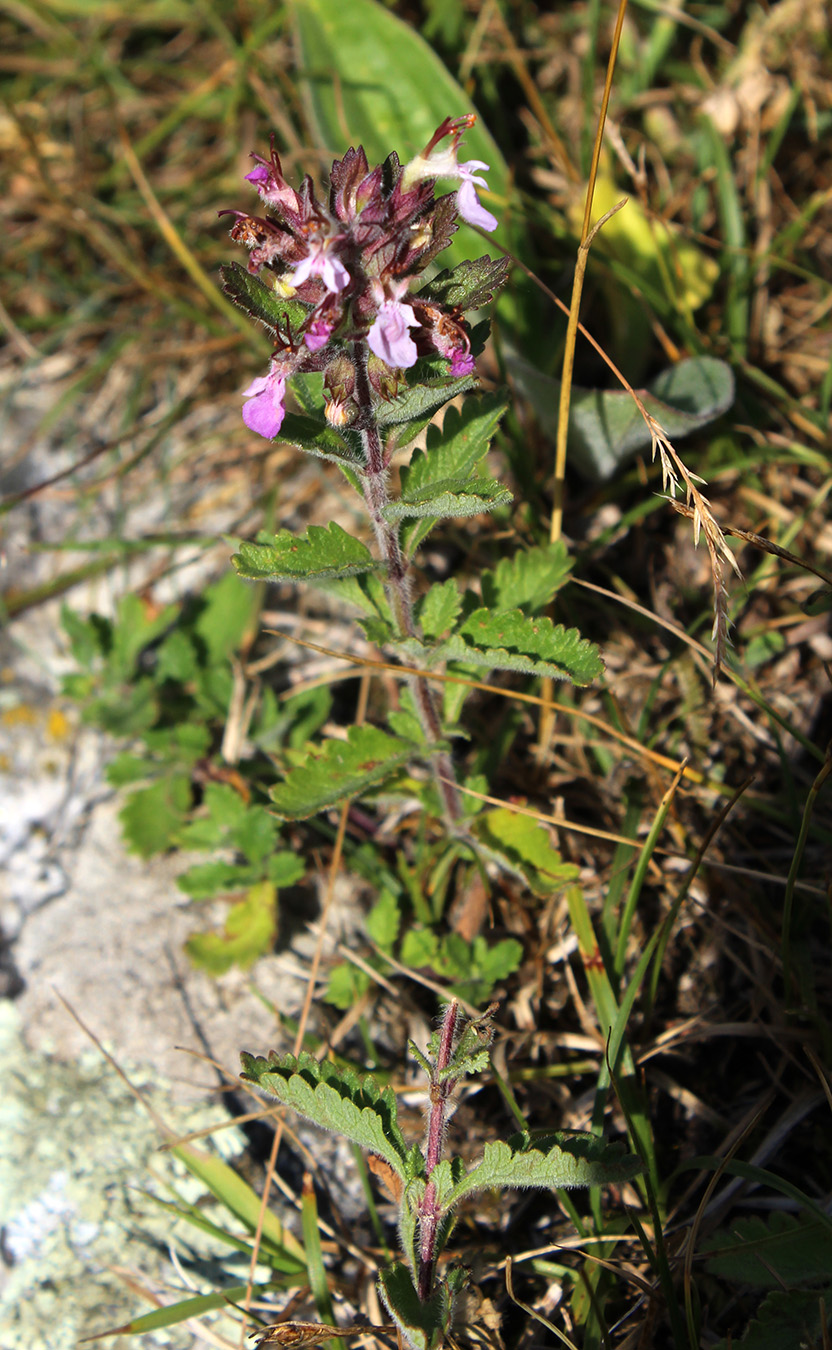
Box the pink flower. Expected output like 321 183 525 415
292 241 350 294
241 369 287 439
244 146 301 214
304 316 336 352
367 299 419 368
402 116 498 233
449 350 476 377
455 162 498 232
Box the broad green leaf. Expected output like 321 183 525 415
712 1289 832 1350
511 353 735 483
447 1133 643 1206
269 724 414 818
703 1212 832 1289
382 476 512 521
476 808 580 896
110 593 179 680
119 774 191 857
417 579 463 641
378 1262 451 1350
416 256 511 312
276 411 363 465
240 1050 409 1176
220 261 310 334
481 540 573 613
173 1142 306 1269
569 176 720 315
186 880 277 973
291 0 509 271
375 372 479 428
233 522 375 583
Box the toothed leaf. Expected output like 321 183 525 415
395 609 603 685
481 540 573 613
378 1262 451 1350
220 261 310 333
382 477 512 521
416 256 511 311
375 373 479 427
240 1049 409 1176
275 412 363 465
269 724 414 818
232 523 375 583
447 1133 643 1205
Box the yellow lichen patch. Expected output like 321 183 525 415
46 708 71 742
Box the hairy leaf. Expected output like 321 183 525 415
401 396 507 554
417 256 511 311
382 476 512 521
481 541 572 613
119 774 191 857
397 610 603 685
220 261 310 334
378 1262 451 1350
269 724 414 819
375 373 479 428
417 579 463 641
240 1050 409 1176
232 523 375 583
276 412 363 465
448 1133 643 1205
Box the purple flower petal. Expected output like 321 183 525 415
367 301 419 368
242 372 286 439
292 244 350 294
449 351 476 376
457 176 498 232
304 317 335 352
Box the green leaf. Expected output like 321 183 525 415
703 1212 832 1289
382 476 512 521
481 541 573 613
269 725 414 819
417 579 463 641
240 1050 409 1177
155 629 198 683
511 353 735 483
110 593 179 681
401 396 508 554
447 1133 643 1206
375 372 479 428
378 1262 452 1350
186 880 278 973
291 0 509 272
232 522 375 583
220 260 310 334
711 1289 832 1350
193 570 261 664
325 961 371 1009
119 774 191 857
366 889 401 951
398 610 603 685
275 411 362 466
173 1142 306 1269
267 852 306 887
177 859 258 901
417 256 511 312
476 807 580 896
176 782 248 849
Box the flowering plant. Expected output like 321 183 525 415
222 116 602 841
243 1000 642 1349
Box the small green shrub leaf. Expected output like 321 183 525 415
177 860 258 901
476 808 580 895
232 523 375 583
269 725 414 819
240 1050 409 1176
398 611 603 684
186 880 278 973
375 373 479 428
447 1133 643 1205
119 774 191 857
275 411 362 465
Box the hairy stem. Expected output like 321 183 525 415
417 1000 460 1303
352 344 463 825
